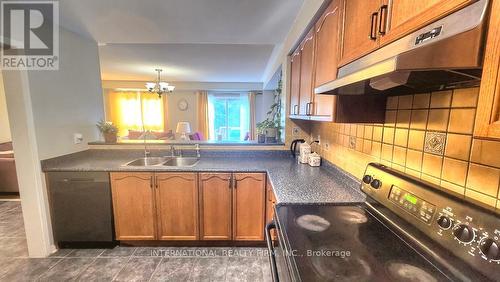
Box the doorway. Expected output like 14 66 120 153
0 72 28 257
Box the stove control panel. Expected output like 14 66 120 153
362 163 500 280
435 207 500 264
389 186 436 224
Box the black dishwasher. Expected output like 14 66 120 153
47 172 115 247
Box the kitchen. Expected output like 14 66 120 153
1 0 499 281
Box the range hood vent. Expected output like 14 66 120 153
315 0 488 96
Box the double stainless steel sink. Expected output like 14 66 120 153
123 157 200 167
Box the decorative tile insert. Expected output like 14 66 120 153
424 132 446 155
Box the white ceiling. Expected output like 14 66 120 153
59 0 304 82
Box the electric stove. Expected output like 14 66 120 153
265 163 499 281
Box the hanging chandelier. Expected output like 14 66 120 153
145 68 175 97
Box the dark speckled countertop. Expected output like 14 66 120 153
41 150 366 205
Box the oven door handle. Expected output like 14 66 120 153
265 221 279 282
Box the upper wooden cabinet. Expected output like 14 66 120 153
155 173 198 240
298 28 315 116
199 173 232 240
340 0 382 66
233 173 266 241
312 0 342 119
289 48 301 116
339 0 474 66
475 0 500 139
314 0 342 88
110 172 156 240
380 0 475 46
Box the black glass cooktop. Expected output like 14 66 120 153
275 204 451 282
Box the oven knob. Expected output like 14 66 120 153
453 224 475 243
370 179 382 189
479 238 500 261
362 175 373 184
437 216 453 230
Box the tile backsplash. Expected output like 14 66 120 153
308 88 500 211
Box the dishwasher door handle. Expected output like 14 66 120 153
265 221 279 282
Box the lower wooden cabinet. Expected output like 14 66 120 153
110 172 156 240
110 171 268 242
199 173 233 240
266 177 276 224
265 178 277 241
233 173 266 241
155 173 198 240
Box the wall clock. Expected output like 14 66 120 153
177 98 189 111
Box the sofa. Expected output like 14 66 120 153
0 142 19 193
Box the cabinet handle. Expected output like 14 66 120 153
306 102 313 116
155 176 158 189
294 104 299 115
378 5 388 35
233 178 238 189
369 12 378 40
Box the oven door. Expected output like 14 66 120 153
265 221 294 282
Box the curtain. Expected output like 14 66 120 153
104 91 165 137
248 92 256 140
197 90 209 140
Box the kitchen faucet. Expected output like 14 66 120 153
195 144 200 158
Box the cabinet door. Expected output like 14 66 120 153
199 173 232 240
298 28 315 116
265 178 276 225
290 49 301 116
340 0 382 66
155 173 198 240
313 0 342 118
475 0 500 139
265 178 277 241
314 0 342 88
380 0 473 46
110 172 156 240
233 173 266 241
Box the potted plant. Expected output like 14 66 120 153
96 120 118 143
256 72 283 143
256 120 271 143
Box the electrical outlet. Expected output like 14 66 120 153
292 127 300 137
324 141 330 151
74 133 83 144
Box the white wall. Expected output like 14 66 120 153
166 90 198 135
262 0 327 88
27 30 104 160
102 80 263 92
0 72 12 143
255 91 275 124
2 27 104 257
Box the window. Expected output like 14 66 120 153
104 91 165 137
208 93 250 141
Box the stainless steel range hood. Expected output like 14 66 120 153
315 0 489 96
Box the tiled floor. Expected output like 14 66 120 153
0 201 272 281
